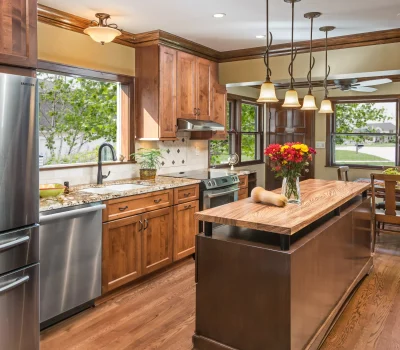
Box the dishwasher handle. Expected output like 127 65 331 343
40 204 106 224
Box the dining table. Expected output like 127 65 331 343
354 177 400 200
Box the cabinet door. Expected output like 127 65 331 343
196 58 215 121
173 201 199 261
102 215 142 293
210 84 227 139
142 207 173 275
177 51 197 119
0 0 37 68
159 46 177 138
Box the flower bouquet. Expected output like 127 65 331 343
264 142 316 204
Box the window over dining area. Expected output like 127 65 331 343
327 98 399 168
209 96 264 167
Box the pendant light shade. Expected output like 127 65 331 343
319 99 334 114
301 94 318 110
84 13 122 45
258 82 279 103
258 0 278 103
283 89 301 108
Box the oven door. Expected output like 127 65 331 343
203 185 239 211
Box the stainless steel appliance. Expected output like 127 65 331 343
0 73 39 350
162 170 240 210
177 118 224 132
39 202 105 328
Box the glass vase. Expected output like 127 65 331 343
281 176 301 204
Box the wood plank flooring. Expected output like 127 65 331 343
41 233 400 350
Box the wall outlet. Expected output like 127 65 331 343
316 141 325 149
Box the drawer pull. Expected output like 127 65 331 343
0 236 30 251
139 220 143 231
154 199 162 204
183 193 191 197
184 204 192 210
143 219 149 230
119 206 128 211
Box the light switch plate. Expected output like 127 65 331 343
316 141 325 149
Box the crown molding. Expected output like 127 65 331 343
38 4 400 63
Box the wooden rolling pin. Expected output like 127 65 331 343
251 187 288 207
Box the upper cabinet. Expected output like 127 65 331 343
210 84 227 140
0 0 37 68
136 45 223 140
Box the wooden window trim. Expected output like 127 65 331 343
37 60 135 170
209 94 264 168
326 95 400 169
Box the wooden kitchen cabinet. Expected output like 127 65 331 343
173 200 199 261
102 215 142 293
238 175 249 200
0 0 37 68
211 84 228 139
142 207 173 275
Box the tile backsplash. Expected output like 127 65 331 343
40 133 209 186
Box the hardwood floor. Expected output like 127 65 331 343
41 233 400 350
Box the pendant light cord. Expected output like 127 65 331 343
263 0 273 82
306 16 316 94
288 0 297 89
324 31 329 99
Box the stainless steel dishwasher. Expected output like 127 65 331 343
39 202 105 328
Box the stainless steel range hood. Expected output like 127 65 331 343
177 118 224 132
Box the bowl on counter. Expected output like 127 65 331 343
39 184 65 198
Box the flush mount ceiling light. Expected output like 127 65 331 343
282 0 301 108
301 12 321 111
257 0 278 103
84 13 122 45
213 13 226 18
319 26 336 114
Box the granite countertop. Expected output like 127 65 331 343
40 176 201 212
207 168 257 175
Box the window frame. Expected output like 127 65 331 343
209 94 264 168
37 60 135 171
326 95 400 170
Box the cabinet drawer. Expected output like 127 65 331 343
238 175 248 189
238 188 248 200
174 185 199 204
104 190 173 222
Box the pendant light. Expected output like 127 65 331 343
84 13 122 45
282 0 301 108
319 26 336 114
257 0 278 103
301 12 321 111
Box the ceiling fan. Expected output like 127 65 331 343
332 78 392 93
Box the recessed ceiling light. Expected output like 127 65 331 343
256 35 266 39
213 13 226 18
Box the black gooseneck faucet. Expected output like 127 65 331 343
97 142 117 184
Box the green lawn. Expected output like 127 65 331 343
335 150 394 165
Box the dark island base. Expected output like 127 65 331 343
193 196 372 350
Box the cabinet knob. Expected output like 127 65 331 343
154 198 162 204
183 193 191 197
184 204 192 210
119 206 128 211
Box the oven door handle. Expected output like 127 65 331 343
0 276 29 294
205 188 239 199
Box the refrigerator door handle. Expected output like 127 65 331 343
0 276 30 294
39 204 106 224
0 236 30 252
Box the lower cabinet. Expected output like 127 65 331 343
142 207 173 275
173 200 199 261
102 215 142 294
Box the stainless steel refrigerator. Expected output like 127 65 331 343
0 73 39 350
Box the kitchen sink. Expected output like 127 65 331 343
80 187 117 195
105 184 149 191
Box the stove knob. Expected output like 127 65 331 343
208 181 212 187
212 180 217 186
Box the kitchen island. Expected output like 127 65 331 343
193 179 372 350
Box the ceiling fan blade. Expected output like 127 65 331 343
357 78 392 87
350 86 377 93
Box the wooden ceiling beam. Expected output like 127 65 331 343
38 4 400 63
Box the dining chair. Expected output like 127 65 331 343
371 173 400 252
337 166 349 181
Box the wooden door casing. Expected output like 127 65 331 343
102 215 142 293
0 0 37 68
173 200 199 261
196 58 214 121
265 106 315 190
159 45 177 138
177 51 197 120
210 84 227 139
142 207 173 275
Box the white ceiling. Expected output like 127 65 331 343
40 0 400 51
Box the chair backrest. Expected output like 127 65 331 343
371 173 400 217
337 166 349 181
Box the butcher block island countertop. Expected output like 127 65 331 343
195 179 370 235
193 179 373 350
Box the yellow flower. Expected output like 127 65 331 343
281 145 289 152
300 151 304 156
283 160 287 165
301 145 309 153
292 144 301 150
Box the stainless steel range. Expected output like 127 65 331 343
162 170 240 211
